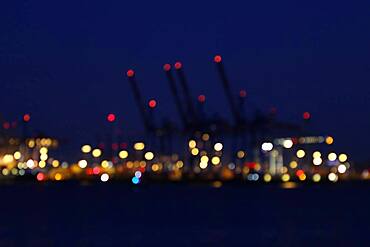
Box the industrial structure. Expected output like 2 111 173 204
0 55 366 185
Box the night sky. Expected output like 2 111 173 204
1 1 370 161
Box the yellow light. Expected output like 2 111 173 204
313 157 322 166
28 140 35 148
54 173 62 181
283 139 293 149
188 140 196 149
81 145 92 153
152 164 159 172
39 160 46 168
52 160 60 168
191 148 199 156
243 167 250 174
280 166 288 173
298 174 306 181
2 154 14 163
92 149 102 158
281 173 290 182
78 160 88 168
199 162 208 169
176 161 184 168
201 156 209 163
13 151 22 160
289 161 298 169
202 133 210 141
40 153 48 161
2 168 9 176
328 153 337 161
11 168 18 175
126 161 133 169
101 160 109 168
214 143 223 151
313 151 321 159
338 164 347 174
119 150 128 159
134 142 145 151
264 173 272 182
328 172 338 182
41 138 50 146
144 152 154 161
211 156 220 165
39 147 48 154
326 136 334 145
312 173 321 182
139 161 146 167
338 154 348 163
237 150 245 159
281 182 297 189
296 150 305 158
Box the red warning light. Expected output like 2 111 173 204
86 168 94 175
148 99 157 108
36 173 45 181
303 112 311 120
126 69 135 77
163 64 171 71
198 94 206 103
23 114 31 122
296 169 304 177
247 162 257 169
239 90 247 98
174 62 182 70
107 113 116 122
214 55 222 63
93 167 101 175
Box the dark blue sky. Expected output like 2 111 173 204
1 1 370 161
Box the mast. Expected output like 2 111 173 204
126 69 153 132
163 64 188 128
173 62 198 123
214 55 243 125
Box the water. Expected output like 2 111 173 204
0 182 369 246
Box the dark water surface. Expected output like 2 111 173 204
0 182 369 246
